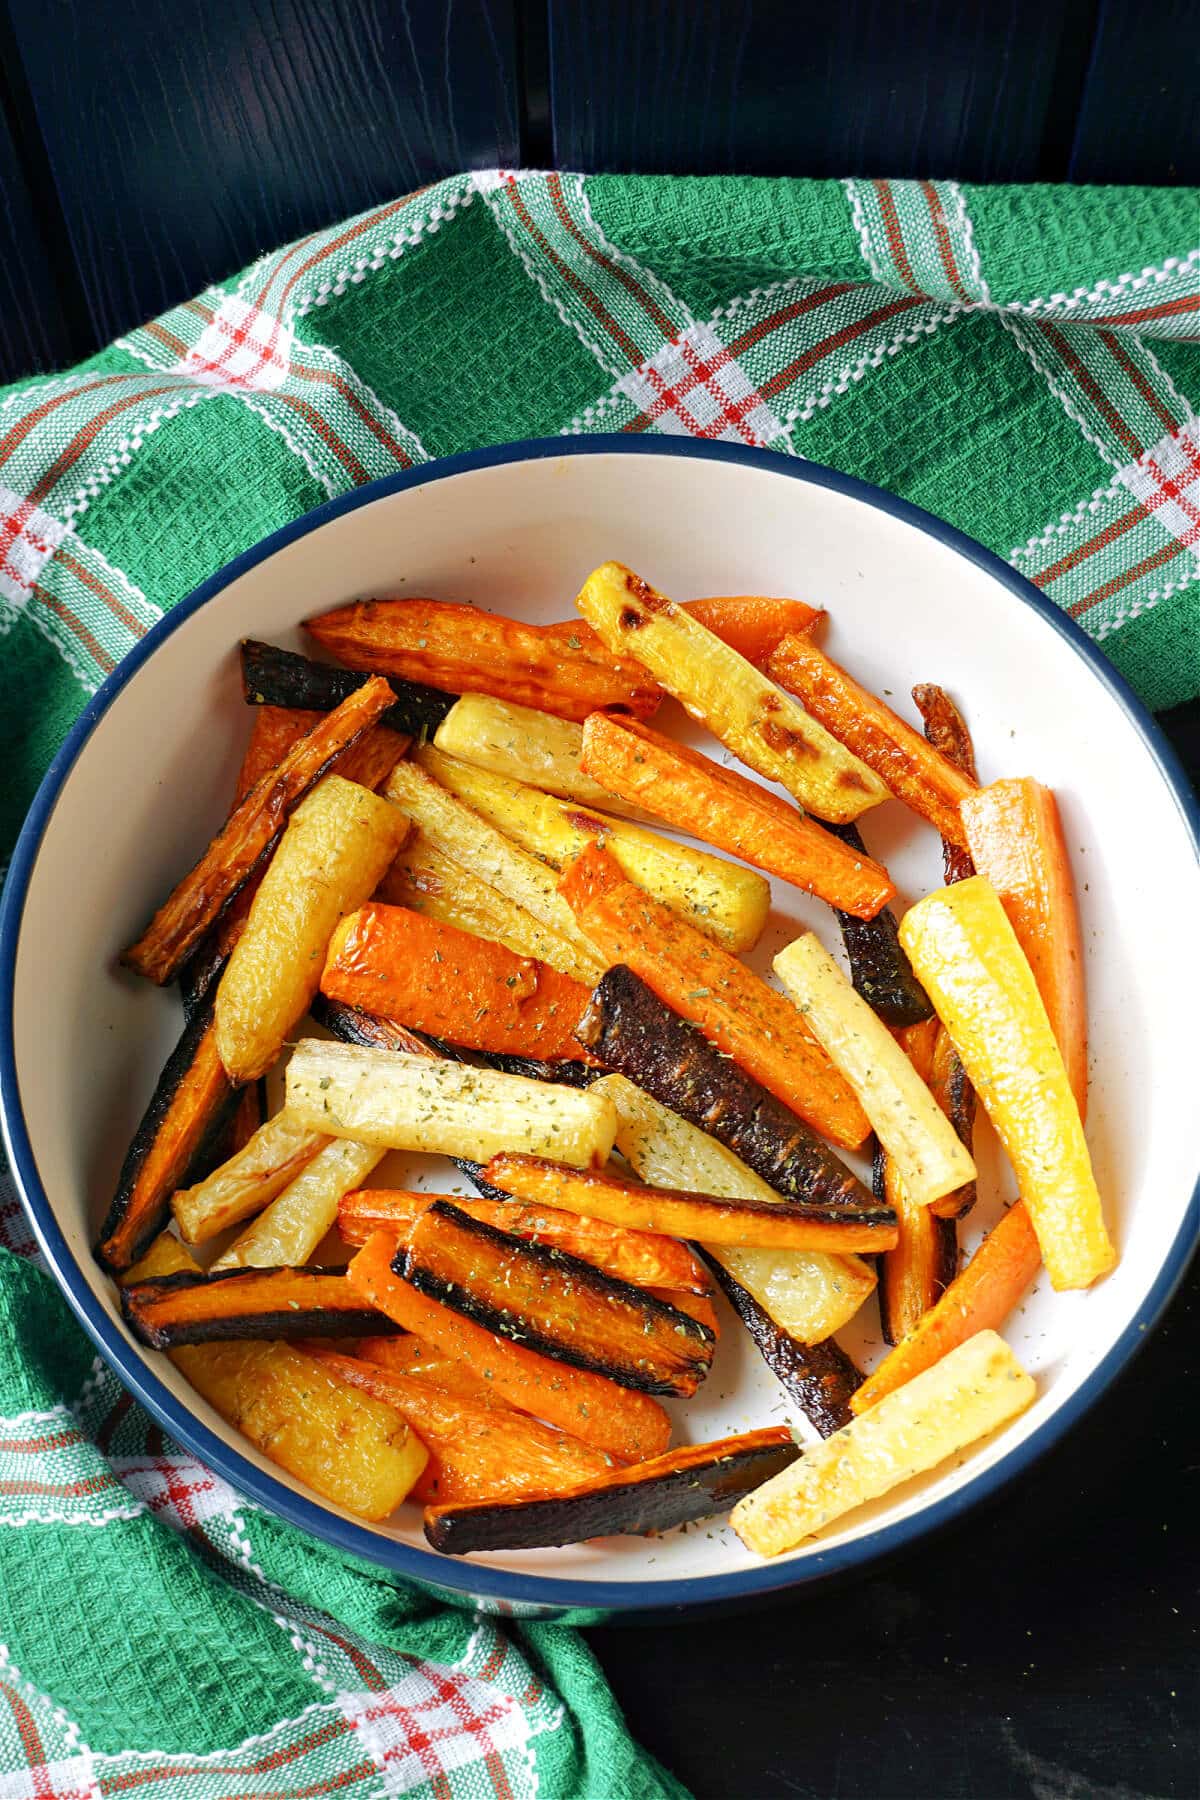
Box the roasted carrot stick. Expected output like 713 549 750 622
305 1347 611 1505
234 706 324 801
768 636 977 846
560 844 870 1149
357 1333 527 1406
960 778 1087 1117
911 684 979 884
124 676 397 984
851 1202 1042 1411
320 902 592 1061
337 1187 712 1292
578 714 894 919
347 1230 672 1462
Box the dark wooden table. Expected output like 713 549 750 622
587 703 1199 1800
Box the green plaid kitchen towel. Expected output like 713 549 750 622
0 173 1196 1798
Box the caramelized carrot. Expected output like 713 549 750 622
320 902 592 1060
960 778 1087 1116
356 1333 527 1406
851 1202 1041 1411
578 714 894 919
648 1288 721 1338
560 844 870 1149
768 636 977 846
347 1230 672 1462
234 707 323 802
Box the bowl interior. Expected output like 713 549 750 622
7 445 1199 1601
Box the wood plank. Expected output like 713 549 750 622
1070 0 1200 183
548 0 1092 180
6 0 520 347
0 99 73 382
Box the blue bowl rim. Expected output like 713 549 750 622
1 434 1196 1614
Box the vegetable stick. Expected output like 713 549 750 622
120 1264 403 1348
926 1023 978 1221
357 1333 527 1407
767 635 977 845
285 1039 618 1168
347 1230 672 1461
211 1137 386 1270
415 743 771 953
338 1188 711 1292
240 638 454 739
95 999 236 1271
304 596 662 722
851 1202 1041 1412
669 596 824 663
432 695 657 822
578 714 895 918
320 902 591 1060
875 1135 957 1348
700 1251 860 1435
826 822 933 1025
561 844 870 1149
384 759 605 986
234 705 324 802
123 676 397 983
304 1348 611 1505
599 1072 876 1346
576 562 887 822
899 877 1114 1290
960 778 1088 1117
483 1154 898 1253
911 684 979 884
733 1330 1036 1555
773 932 976 1208
172 1109 328 1244
215 775 410 1084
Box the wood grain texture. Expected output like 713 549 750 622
0 91 73 382
548 0 1098 180
6 0 520 346
1069 0 1200 183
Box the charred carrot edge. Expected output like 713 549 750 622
347 1230 672 1462
234 706 324 804
560 844 871 1149
123 675 396 984
960 778 1088 1118
119 1265 403 1349
852 1202 1041 1412
95 1001 236 1272
578 714 894 919
304 1347 611 1506
240 638 455 739
911 684 978 885
422 1426 800 1554
337 1187 713 1293
648 1288 720 1338
926 1026 978 1222
825 822 933 1026
483 1153 898 1252
304 597 662 724
320 902 591 1061
768 635 976 846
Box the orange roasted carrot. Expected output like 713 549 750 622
960 778 1087 1117
851 1201 1041 1412
559 844 871 1149
338 1187 712 1292
320 902 591 1060
304 597 662 723
347 1230 671 1462
357 1333 527 1406
124 676 397 984
578 714 894 919
547 596 823 667
768 635 977 846
648 1288 720 1338
234 707 324 802
306 1347 611 1505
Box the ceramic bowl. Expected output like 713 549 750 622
2 438 1197 1620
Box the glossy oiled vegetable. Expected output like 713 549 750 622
305 595 662 721
214 775 409 1084
926 1023 978 1221
773 932 976 1209
415 743 771 953
562 848 870 1150
700 1252 861 1436
596 1070 876 1345
95 999 236 1271
285 1039 617 1168
826 822 933 1026
733 1330 1036 1556
432 694 656 821
123 676 396 984
348 1229 672 1462
578 713 895 918
303 1348 609 1506
320 902 591 1060
424 1427 801 1554
852 1202 1041 1411
576 562 887 822
212 1136 385 1270
768 634 977 845
240 637 455 738
899 877 1114 1290
120 1263 402 1347
911 684 979 884
172 1108 327 1244
484 1154 897 1254
400 1201 714 1397
874 1130 957 1348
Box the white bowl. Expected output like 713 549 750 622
2 439 1197 1620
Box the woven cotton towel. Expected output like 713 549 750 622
0 171 1196 1797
